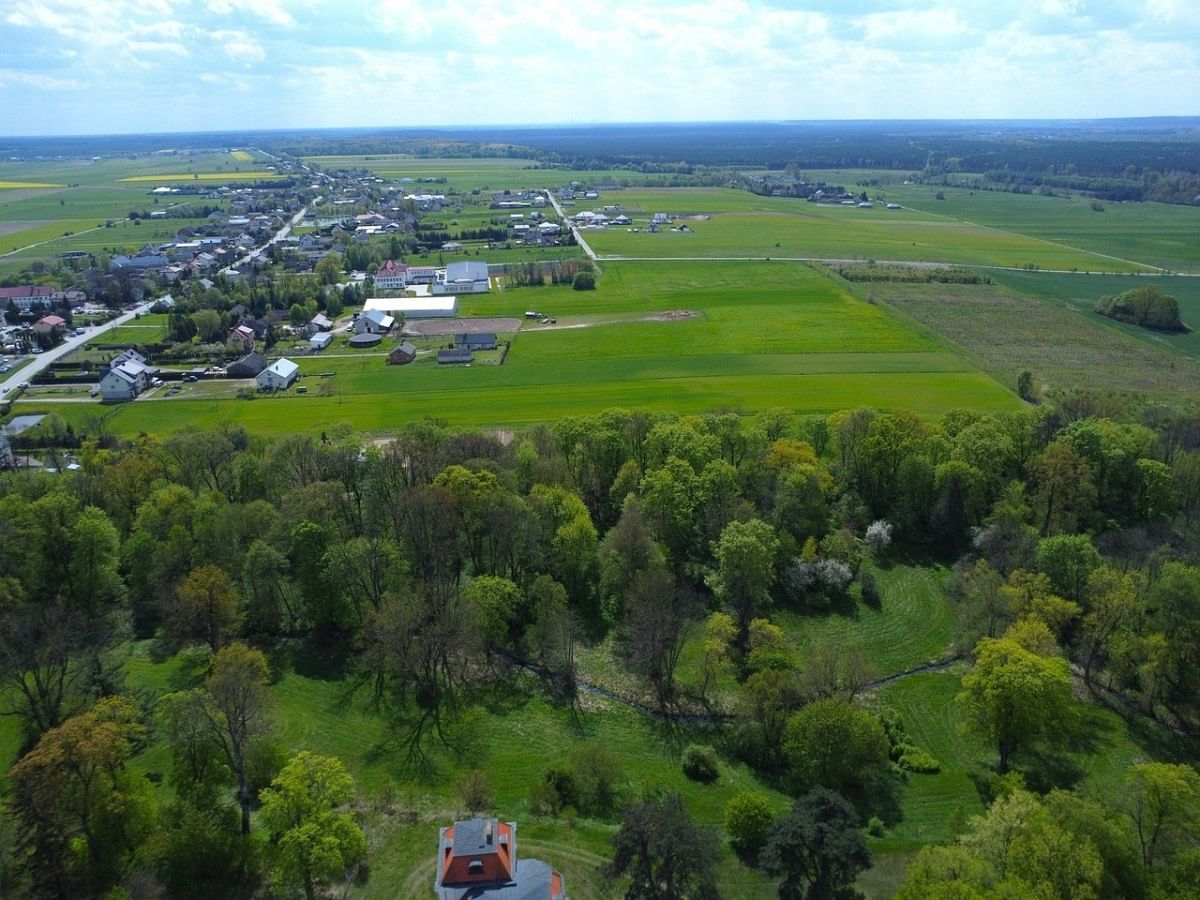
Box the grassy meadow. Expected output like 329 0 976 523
989 270 1200 363
579 188 1150 272
841 273 1200 398
33 261 1019 437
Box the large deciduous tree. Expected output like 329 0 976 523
605 792 719 900
260 751 366 900
760 789 871 900
957 634 1072 773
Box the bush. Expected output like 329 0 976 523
864 519 892 555
859 569 881 608
725 790 775 855
896 745 940 774
572 271 596 291
531 764 578 815
1095 284 1188 332
866 816 885 837
455 770 493 813
815 558 854 594
568 743 624 816
681 744 720 783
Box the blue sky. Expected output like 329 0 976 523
1 0 1197 135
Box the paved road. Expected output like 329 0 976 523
545 190 599 264
1 301 152 398
224 205 309 273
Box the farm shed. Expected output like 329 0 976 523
227 351 267 378
454 332 498 351
256 358 299 391
437 349 473 365
309 331 334 351
388 342 417 365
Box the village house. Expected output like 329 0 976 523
256 357 299 391
375 259 409 291
228 324 256 352
226 351 267 378
435 817 565 900
32 314 66 337
99 349 153 403
307 313 333 336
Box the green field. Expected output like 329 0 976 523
989 270 1200 362
848 274 1200 397
303 155 651 192
875 180 1200 274
579 188 1149 272
31 261 1019 436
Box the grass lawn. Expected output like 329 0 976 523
108 641 787 899
118 172 283 183
781 565 956 676
302 156 650 193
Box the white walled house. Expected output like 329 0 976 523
256 358 300 391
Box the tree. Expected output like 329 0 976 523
204 642 274 834
165 563 242 652
708 518 780 651
9 696 152 896
726 790 777 856
464 575 524 650
759 789 871 900
315 252 343 286
605 792 719 900
1123 762 1200 871
698 611 736 703
618 565 695 706
957 636 1071 773
1034 534 1101 603
1030 439 1096 535
783 700 889 803
260 751 366 900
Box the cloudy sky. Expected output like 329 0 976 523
1 0 1197 136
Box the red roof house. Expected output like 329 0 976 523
375 259 409 289
435 818 565 899
33 314 66 334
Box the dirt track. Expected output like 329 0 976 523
402 317 522 336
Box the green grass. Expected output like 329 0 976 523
849 275 1200 398
580 188 1149 272
110 642 786 898
302 156 651 193
877 181 1200 274
29 260 1020 437
989 270 1200 363
781 565 956 676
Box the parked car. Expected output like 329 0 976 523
18 381 30 390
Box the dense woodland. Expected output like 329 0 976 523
2 397 1200 898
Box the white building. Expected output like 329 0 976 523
309 331 333 351
432 260 490 296
363 296 457 319
100 356 151 402
256 358 300 391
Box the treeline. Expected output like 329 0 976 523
416 225 509 246
837 266 992 284
2 398 1199 896
1096 284 1190 333
504 258 594 287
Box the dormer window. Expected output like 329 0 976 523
468 859 485 876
